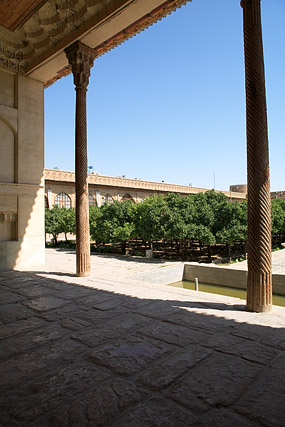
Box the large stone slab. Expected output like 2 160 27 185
74 293 114 308
169 353 263 413
12 284 56 298
260 328 285 351
166 310 236 334
91 296 131 312
0 338 84 389
71 314 149 348
270 354 285 369
136 301 182 321
40 279 78 292
112 398 197 427
59 317 92 331
0 291 27 305
202 332 279 365
45 379 148 427
0 303 35 324
0 275 40 289
22 295 69 312
87 335 174 375
231 321 269 342
37 303 87 322
137 345 212 390
198 408 259 427
55 285 95 300
0 323 68 361
235 366 285 426
73 308 126 323
0 361 110 425
138 319 210 347
0 316 48 340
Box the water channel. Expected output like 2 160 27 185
168 281 285 307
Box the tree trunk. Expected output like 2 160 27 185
121 240 127 255
244 239 248 258
179 239 184 260
207 245 212 262
227 243 231 261
185 239 188 259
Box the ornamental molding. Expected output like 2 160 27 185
0 41 28 73
0 0 125 75
0 212 17 223
65 42 95 88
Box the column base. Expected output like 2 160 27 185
246 303 272 313
76 253 90 277
247 270 272 313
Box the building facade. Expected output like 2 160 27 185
45 168 247 209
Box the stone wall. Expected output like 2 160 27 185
0 69 44 271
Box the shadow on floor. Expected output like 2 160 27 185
0 269 284 426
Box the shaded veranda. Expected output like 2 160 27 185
0 249 284 426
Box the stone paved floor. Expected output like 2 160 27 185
0 249 284 426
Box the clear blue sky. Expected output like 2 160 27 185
45 0 285 192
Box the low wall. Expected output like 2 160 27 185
184 264 285 296
129 262 284 296
273 275 285 295
183 264 247 289
129 263 184 286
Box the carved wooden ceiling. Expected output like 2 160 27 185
0 0 48 31
0 0 189 85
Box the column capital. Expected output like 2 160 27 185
240 0 261 8
65 42 95 88
240 0 261 27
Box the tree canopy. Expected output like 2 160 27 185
45 192 285 260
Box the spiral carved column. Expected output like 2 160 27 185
241 0 272 312
66 42 95 277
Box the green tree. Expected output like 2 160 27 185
60 207 75 241
45 207 63 245
132 195 168 250
192 192 215 230
89 205 103 244
271 198 285 246
90 201 135 254
163 193 195 258
216 201 247 259
191 192 216 261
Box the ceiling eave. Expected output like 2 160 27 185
26 0 190 86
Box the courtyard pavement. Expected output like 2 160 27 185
0 249 284 426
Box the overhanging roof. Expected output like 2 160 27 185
0 0 190 87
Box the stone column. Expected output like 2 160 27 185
241 0 272 312
65 42 95 277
